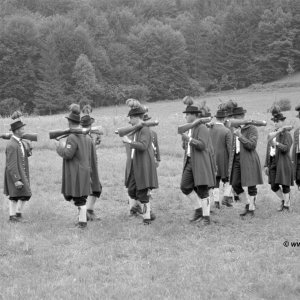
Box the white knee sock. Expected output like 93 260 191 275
128 196 136 209
186 191 201 210
9 200 17 216
219 183 224 202
283 193 290 207
213 188 220 203
78 205 87 223
238 191 249 204
275 188 284 201
223 183 232 197
201 197 210 216
143 202 151 220
86 196 97 210
16 200 26 214
249 196 256 211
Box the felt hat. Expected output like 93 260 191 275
271 113 286 122
231 106 247 116
10 120 26 131
80 115 95 127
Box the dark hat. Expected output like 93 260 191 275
143 113 151 121
271 113 286 122
215 110 228 118
128 106 146 117
295 104 300 118
183 105 201 114
10 120 26 131
66 112 80 123
231 106 247 116
80 115 95 127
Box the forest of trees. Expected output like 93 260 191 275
0 0 300 115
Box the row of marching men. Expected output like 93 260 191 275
176 97 299 226
2 99 299 228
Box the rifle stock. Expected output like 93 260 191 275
116 120 159 137
178 117 212 134
49 127 103 140
0 133 38 141
226 119 267 128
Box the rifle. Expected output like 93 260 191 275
225 119 267 128
49 127 104 140
267 125 294 142
177 117 212 134
115 120 159 137
0 133 38 142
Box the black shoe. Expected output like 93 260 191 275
277 200 285 212
248 210 255 217
234 195 240 201
87 210 100 221
16 213 22 218
201 216 211 226
143 219 151 225
240 204 249 217
150 211 156 221
190 208 203 222
76 222 87 229
215 202 220 209
222 197 233 207
9 215 20 223
130 205 143 216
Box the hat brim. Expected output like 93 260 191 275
271 116 286 122
81 118 95 126
143 116 151 121
9 123 26 131
127 112 145 117
66 116 81 123
182 110 201 114
231 110 247 116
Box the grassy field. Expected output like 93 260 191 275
1 86 300 299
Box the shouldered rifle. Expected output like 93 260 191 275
267 125 294 142
177 117 212 134
225 119 267 128
49 127 104 140
0 133 38 142
115 120 159 137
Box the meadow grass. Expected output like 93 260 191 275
1 86 300 299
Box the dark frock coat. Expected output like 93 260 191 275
4 137 32 197
228 125 263 186
209 123 232 179
265 131 294 186
182 124 216 187
292 128 300 179
126 127 158 190
57 134 91 197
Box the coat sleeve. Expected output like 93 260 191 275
6 144 21 183
130 127 150 151
276 132 292 153
189 126 206 151
225 130 232 157
153 131 161 161
238 126 258 151
56 135 78 160
264 143 270 167
22 140 32 157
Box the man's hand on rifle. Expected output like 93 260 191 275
122 135 132 144
233 128 242 137
181 133 191 143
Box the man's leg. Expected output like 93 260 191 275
281 185 291 211
127 167 140 216
86 190 101 221
8 198 18 222
195 185 210 225
247 186 257 216
213 177 221 209
137 189 154 224
73 196 88 228
180 159 202 222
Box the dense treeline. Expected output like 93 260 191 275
0 0 299 115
